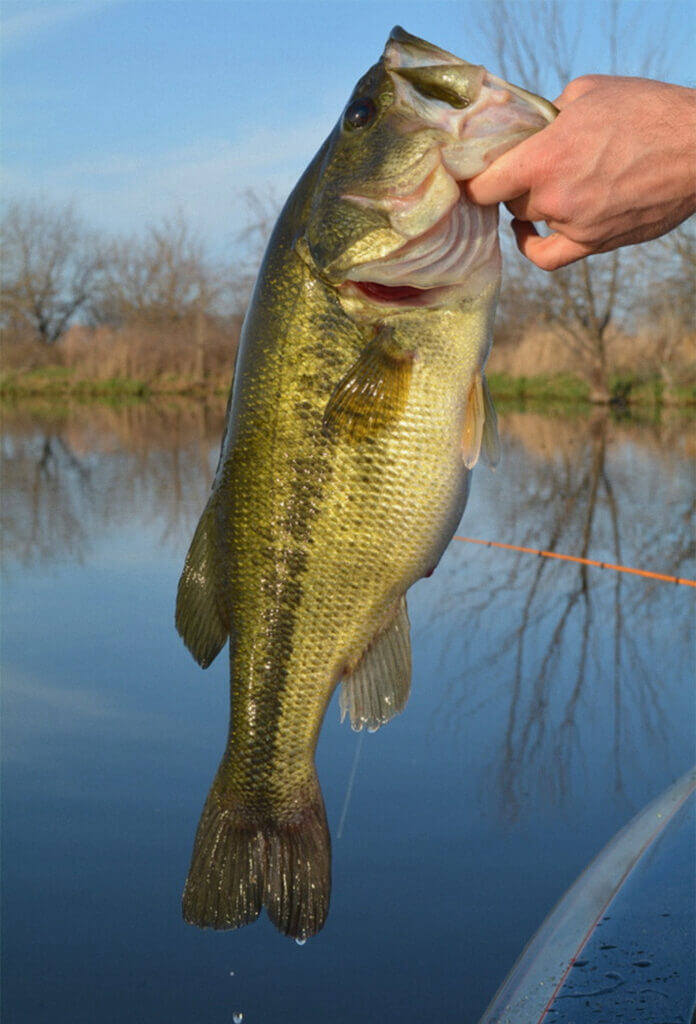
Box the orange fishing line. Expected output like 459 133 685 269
452 536 696 588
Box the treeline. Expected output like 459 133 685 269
1 198 694 402
0 199 267 390
490 220 695 404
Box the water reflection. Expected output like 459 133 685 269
1 400 226 564
2 400 694 823
2 399 694 1021
433 409 695 819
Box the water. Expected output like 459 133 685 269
2 400 694 1023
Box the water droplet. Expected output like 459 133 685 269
233 1013 244 1023
295 937 307 946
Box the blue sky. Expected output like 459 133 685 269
2 1 694 252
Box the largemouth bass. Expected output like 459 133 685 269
176 27 556 940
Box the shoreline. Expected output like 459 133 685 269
1 368 694 409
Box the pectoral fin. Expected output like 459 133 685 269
175 498 228 668
339 596 412 732
322 329 413 442
461 371 500 469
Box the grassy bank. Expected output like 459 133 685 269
487 372 696 410
2 366 694 409
0 366 230 400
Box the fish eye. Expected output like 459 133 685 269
343 97 377 130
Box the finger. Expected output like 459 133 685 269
465 134 540 206
504 192 544 223
553 74 605 109
511 219 594 271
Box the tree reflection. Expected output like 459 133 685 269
2 401 693 819
0 401 226 566
434 410 694 819
2 432 93 564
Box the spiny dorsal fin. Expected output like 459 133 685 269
175 498 228 668
339 596 411 732
322 329 413 443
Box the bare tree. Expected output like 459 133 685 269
633 222 696 401
231 187 282 312
88 214 221 329
478 0 685 402
433 411 694 819
0 201 104 345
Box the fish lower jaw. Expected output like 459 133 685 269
339 266 498 313
341 279 452 309
342 193 500 298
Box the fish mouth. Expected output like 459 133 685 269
384 26 557 180
342 280 451 308
336 30 555 308
341 185 499 302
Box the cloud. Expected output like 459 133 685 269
1 0 114 48
1 667 161 762
1 113 334 250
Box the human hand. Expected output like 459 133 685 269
466 75 696 270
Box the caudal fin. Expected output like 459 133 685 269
182 781 331 940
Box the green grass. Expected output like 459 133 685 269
488 372 591 404
0 368 152 399
488 372 695 410
2 367 694 409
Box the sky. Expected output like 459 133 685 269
2 0 694 254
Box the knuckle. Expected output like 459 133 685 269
564 74 602 99
541 187 570 226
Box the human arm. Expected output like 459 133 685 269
466 75 696 270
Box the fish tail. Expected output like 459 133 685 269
182 775 330 940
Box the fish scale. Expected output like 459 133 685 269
176 26 555 939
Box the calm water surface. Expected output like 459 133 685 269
2 400 694 1023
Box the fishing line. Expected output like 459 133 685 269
453 536 696 588
337 730 365 840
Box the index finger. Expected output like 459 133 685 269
464 130 541 206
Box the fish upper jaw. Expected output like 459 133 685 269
299 28 555 315
385 28 557 179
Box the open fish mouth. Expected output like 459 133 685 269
342 280 453 309
339 27 555 307
343 180 499 303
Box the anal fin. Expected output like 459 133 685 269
175 497 228 668
340 596 412 732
